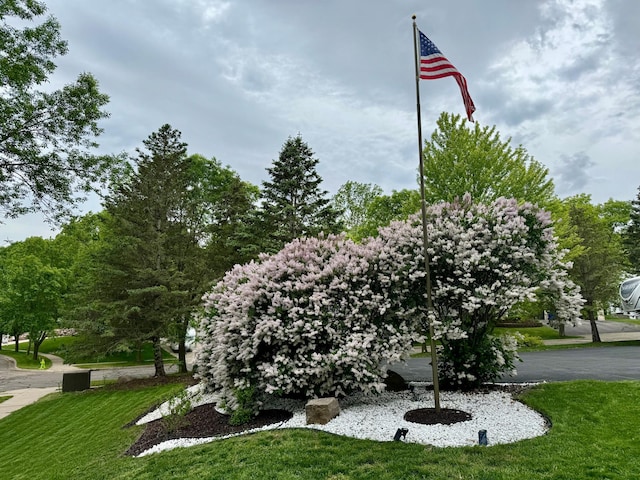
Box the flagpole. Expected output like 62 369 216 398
412 14 440 412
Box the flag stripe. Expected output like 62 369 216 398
418 30 476 121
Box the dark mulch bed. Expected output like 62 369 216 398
404 408 471 425
124 382 534 456
125 404 292 457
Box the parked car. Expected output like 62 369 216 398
170 327 197 352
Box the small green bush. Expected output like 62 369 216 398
518 334 545 348
229 387 256 426
162 389 192 432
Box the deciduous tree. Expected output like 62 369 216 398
564 195 627 342
0 0 125 221
331 181 383 234
353 189 421 240
624 187 640 274
421 113 555 207
0 237 66 359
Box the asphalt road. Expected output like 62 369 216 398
392 346 640 383
0 355 182 393
2 346 640 392
2 319 640 392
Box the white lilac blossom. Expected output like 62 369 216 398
195 195 583 408
376 194 583 388
195 234 419 411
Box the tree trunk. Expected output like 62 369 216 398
178 339 187 374
32 331 47 361
589 310 601 343
177 316 188 373
558 322 565 337
14 335 19 352
152 337 166 377
135 341 143 363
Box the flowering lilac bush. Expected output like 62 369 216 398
195 234 420 412
377 194 583 388
195 194 583 409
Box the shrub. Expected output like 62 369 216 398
195 235 420 413
195 195 584 407
376 195 583 389
517 334 545 348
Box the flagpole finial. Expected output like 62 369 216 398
412 14 416 20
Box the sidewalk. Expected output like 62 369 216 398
0 352 79 421
0 387 58 420
543 331 640 345
0 350 191 420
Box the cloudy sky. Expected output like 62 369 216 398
3 0 639 242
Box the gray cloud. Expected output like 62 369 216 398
554 151 596 196
1 0 639 242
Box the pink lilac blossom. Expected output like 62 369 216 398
195 195 583 405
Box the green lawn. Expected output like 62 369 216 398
0 349 52 369
0 380 639 479
0 396 11 404
493 325 570 340
14 337 176 366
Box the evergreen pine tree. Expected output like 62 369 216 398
104 125 194 375
260 135 342 251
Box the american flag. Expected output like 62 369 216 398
419 30 476 122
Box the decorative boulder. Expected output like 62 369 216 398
306 397 340 425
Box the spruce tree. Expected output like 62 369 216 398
68 126 259 374
260 135 342 251
103 125 193 376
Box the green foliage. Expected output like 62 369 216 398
494 326 567 341
162 389 193 433
517 334 545 348
66 125 196 376
331 181 383 233
421 112 555 207
0 237 69 359
0 1 126 220
64 127 256 375
563 195 627 325
624 186 640 273
352 189 421 240
260 135 343 251
229 386 256 426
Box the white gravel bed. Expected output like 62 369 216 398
135 383 549 457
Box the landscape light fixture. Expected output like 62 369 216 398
478 429 488 446
394 428 409 441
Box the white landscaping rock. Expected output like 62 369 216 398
135 383 549 457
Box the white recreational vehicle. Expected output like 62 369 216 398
619 276 640 315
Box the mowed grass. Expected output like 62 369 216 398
1 380 640 479
0 348 52 369
12 336 176 366
494 326 570 340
